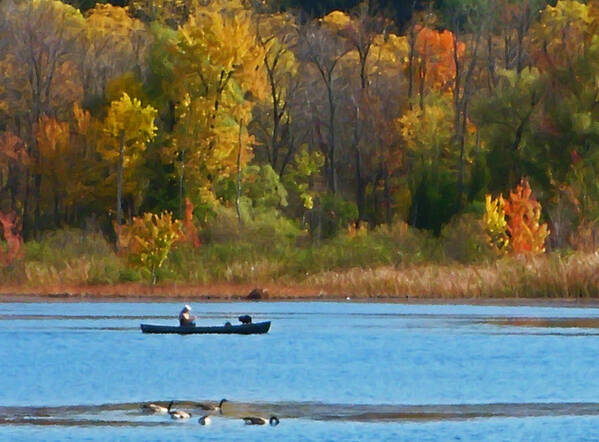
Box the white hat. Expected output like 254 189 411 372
184 304 191 311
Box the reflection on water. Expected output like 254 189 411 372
483 317 599 328
1 301 599 439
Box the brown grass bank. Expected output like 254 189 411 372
1 252 599 302
305 253 599 299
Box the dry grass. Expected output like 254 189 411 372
303 252 599 299
2 251 599 301
0 282 324 300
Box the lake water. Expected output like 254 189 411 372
1 301 599 441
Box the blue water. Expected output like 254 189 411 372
1 301 599 440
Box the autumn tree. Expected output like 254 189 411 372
129 0 196 27
0 133 28 212
327 6 404 224
252 12 301 176
118 211 182 283
80 4 150 108
0 210 23 267
483 193 509 254
483 179 549 254
504 178 549 254
162 0 268 215
405 6 435 108
179 198 200 248
35 117 72 226
0 0 85 236
0 0 84 125
484 0 544 81
439 0 490 208
101 93 157 228
411 26 458 109
299 11 352 194
66 103 111 221
397 93 457 232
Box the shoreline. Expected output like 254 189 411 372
2 252 599 306
1 283 599 307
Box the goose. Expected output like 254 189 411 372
197 398 228 414
141 403 168 414
243 415 279 426
198 415 211 426
168 401 192 420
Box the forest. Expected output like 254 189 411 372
1 0 599 296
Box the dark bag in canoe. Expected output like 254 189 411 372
238 315 252 324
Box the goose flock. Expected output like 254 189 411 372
139 399 280 427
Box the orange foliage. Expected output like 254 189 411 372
180 198 200 248
0 211 23 266
0 132 28 168
35 116 71 184
414 26 464 91
504 178 550 254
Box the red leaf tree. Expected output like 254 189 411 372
180 198 200 249
504 178 550 254
0 211 23 266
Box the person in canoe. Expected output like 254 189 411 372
179 304 197 326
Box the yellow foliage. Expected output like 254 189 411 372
532 0 591 69
82 4 148 98
86 3 145 39
118 212 183 283
347 221 368 238
100 93 157 163
100 93 157 222
165 0 268 205
0 0 85 117
128 0 192 25
105 72 146 104
484 180 550 256
542 0 590 28
396 95 454 166
35 116 75 208
483 194 509 254
321 10 352 30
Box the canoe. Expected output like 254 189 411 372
140 321 271 335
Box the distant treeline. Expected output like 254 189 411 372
0 0 596 256
69 0 434 26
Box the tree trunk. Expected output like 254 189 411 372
326 82 337 195
383 167 392 225
355 149 365 223
116 132 125 227
408 26 416 109
54 191 60 228
22 171 30 240
352 105 365 223
178 149 185 219
33 172 41 239
236 120 243 227
266 57 281 171
418 58 426 111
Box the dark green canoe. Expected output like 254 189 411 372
140 321 271 335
